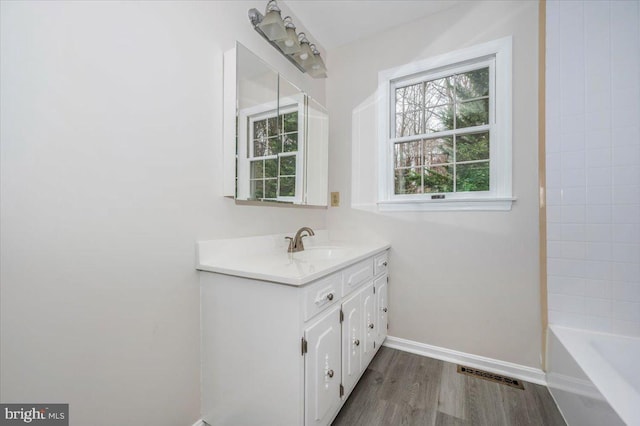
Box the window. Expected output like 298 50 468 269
378 37 513 211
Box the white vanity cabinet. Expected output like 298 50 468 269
342 251 389 396
199 246 390 426
375 275 389 344
304 306 342 426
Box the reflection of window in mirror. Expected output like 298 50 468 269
248 109 299 202
237 94 305 204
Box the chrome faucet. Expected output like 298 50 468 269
285 227 315 253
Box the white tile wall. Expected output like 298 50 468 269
547 0 640 337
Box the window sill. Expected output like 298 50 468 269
377 197 515 212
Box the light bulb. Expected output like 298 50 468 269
285 39 294 47
300 52 308 60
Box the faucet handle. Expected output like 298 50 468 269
285 236 294 252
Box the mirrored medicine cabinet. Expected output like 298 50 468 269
223 42 328 206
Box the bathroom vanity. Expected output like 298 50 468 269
197 231 390 425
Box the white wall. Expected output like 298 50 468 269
326 1 542 368
546 0 640 336
0 2 326 425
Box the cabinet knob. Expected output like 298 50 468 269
383 308 388 313
354 339 360 346
383 261 388 267
327 369 334 378
369 323 374 329
326 293 334 301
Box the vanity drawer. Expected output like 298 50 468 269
374 251 389 276
342 258 374 295
303 273 341 321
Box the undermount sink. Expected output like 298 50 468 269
292 246 347 261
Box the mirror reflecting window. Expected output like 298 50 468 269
232 43 328 206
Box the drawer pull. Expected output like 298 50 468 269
383 308 388 312
369 323 374 329
354 339 360 346
326 293 334 301
383 261 388 267
327 369 334 378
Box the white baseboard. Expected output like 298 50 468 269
191 420 205 426
383 335 547 385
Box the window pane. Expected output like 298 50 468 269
456 99 489 128
425 77 454 108
251 180 264 199
253 139 267 157
265 179 278 198
424 137 453 166
424 165 453 193
254 119 267 140
425 104 453 133
264 158 278 178
394 141 422 168
279 177 296 197
456 162 490 192
455 68 489 100
279 155 296 176
283 112 298 133
394 168 422 194
267 117 278 136
456 132 490 162
396 83 423 114
283 133 298 152
250 160 263 179
268 137 282 155
396 111 423 137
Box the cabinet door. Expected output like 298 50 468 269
361 282 376 366
341 288 362 395
375 275 389 344
305 306 342 426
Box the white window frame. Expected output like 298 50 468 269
237 95 305 203
377 36 514 211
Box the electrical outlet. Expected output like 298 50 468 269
330 192 340 207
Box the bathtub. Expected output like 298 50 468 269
547 325 640 425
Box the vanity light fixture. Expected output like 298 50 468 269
274 16 301 55
248 0 327 78
294 33 315 65
255 0 287 41
308 44 327 78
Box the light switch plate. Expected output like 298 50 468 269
330 192 340 207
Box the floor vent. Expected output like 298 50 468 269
457 365 524 390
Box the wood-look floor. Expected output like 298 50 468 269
332 347 565 426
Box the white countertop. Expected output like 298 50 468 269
196 230 390 286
